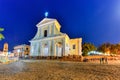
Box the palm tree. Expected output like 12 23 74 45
0 28 4 40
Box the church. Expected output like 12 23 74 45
29 16 82 58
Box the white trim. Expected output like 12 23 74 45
36 21 54 28
36 18 61 28
30 35 66 42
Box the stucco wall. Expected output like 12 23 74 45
70 38 82 55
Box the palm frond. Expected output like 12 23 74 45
0 28 4 32
0 33 5 40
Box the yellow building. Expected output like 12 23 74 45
13 44 30 58
3 43 8 56
70 38 82 55
30 18 82 58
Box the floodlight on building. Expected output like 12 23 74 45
17 49 20 53
8 51 11 54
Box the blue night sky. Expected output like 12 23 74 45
0 0 120 51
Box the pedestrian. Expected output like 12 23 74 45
100 57 104 64
105 57 108 64
100 58 102 64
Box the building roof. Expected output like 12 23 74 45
36 18 60 27
14 44 30 49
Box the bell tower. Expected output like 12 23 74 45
3 43 8 55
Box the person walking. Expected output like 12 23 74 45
105 57 108 64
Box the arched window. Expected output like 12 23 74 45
44 30 47 37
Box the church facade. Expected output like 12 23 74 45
29 18 82 58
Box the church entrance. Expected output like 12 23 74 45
56 42 62 57
43 44 49 57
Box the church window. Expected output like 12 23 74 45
26 48 28 50
73 45 76 49
44 30 47 37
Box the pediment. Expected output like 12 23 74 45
36 18 56 27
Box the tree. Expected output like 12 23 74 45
98 43 120 55
98 43 111 54
111 44 120 54
82 43 97 56
0 28 4 40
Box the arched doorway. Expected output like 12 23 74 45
56 42 62 57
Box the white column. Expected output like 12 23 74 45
30 43 34 56
62 39 65 56
52 40 55 56
37 43 39 56
49 25 52 36
39 28 41 38
40 43 43 56
52 24 55 35
48 25 50 36
41 27 43 38
38 42 41 56
48 41 51 56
